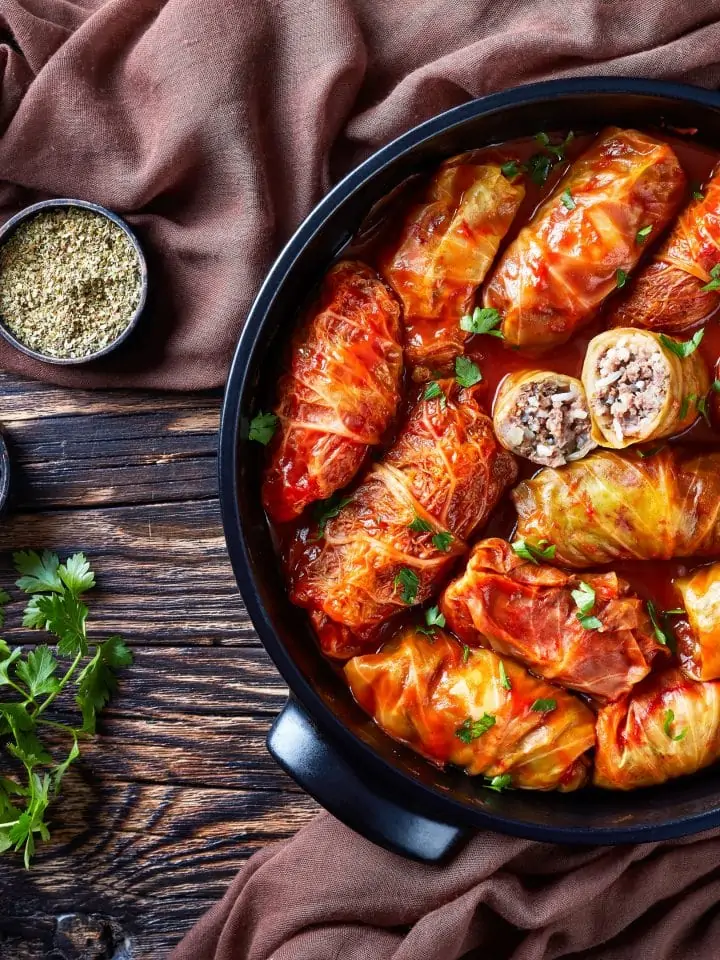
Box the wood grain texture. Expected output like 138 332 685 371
0 373 318 960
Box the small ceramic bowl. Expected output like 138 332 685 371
0 198 148 365
0 430 11 515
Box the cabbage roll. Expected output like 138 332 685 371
582 328 709 448
675 563 720 681
345 627 594 791
289 382 517 658
381 159 524 381
484 128 685 348
493 369 596 466
263 260 402 522
594 669 720 789
610 166 720 333
513 448 720 568
441 538 662 700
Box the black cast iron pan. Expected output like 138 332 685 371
219 78 720 863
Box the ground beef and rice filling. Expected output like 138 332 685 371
502 378 592 466
590 334 669 444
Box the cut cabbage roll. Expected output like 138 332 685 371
610 166 720 333
493 370 596 466
441 538 662 700
263 260 402 522
594 669 720 789
345 627 594 791
582 328 709 448
484 128 685 348
513 448 720 568
675 563 720 681
381 158 525 381
289 381 517 658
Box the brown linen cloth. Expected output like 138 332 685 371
3 0 720 388
171 813 720 960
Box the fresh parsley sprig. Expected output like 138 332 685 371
0 551 131 867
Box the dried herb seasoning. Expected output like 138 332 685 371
0 207 142 360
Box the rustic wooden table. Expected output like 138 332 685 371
0 371 318 959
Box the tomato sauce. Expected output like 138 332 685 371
275 126 720 650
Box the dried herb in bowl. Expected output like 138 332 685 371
0 207 142 360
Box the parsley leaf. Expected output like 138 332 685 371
616 268 628 289
692 183 705 201
663 708 687 742
511 538 556 564
697 395 711 426
660 329 705 357
58 554 95 595
408 514 433 534
560 189 576 210
525 152 553 186
14 647 59 699
499 660 511 691
501 160 520 180
454 355 483 388
636 225 653 243
571 580 595 616
416 605 446 639
462 644 472 663
76 636 132 734
14 551 63 595
29 593 89 658
531 698 557 713
713 379 720 392
248 412 278 445
460 306 503 338
313 493 352 540
702 264 720 291
484 773 512 792
431 531 454 552
456 713 496 743
578 614 602 630
647 600 669 646
394 568 419 605
424 380 443 402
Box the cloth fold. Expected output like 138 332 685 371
2 0 720 388
170 813 720 959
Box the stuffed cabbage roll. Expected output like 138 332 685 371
381 159 525 381
262 260 402 522
594 669 720 789
610 166 720 333
345 627 595 791
441 538 662 700
675 563 720 681
289 382 517 658
493 369 596 466
582 328 709 448
484 128 685 348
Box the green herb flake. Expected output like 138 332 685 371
578 614 603 630
647 600 669 646
702 264 720 291
417 604 446 639
560 189 576 211
571 580 595 616
663 708 687 742
525 153 553 186
485 773 512 792
462 644 472 663
616 268 628 289
499 660 511 691
408 514 433 534
431 531 454 552
680 394 695 420
313 493 353 539
660 329 705 357
636 224 653 243
534 132 551 147
394 568 420 605
249 412 278 445
697 395 711 426
460 306 503 338
531 698 557 713
636 444 665 459
456 713 496 743
424 380 443 402
501 160 521 180
692 183 705 201
511 538 556 564
712 379 720 393
454 355 483 388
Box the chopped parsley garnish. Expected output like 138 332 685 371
456 713 496 743
647 600 669 646
697 395 711 426
665 608 685 616
431 531 454 552
663 708 687 742
511 538 556 564
408 514 433 534
424 380 443 401
702 264 720 291
484 773 512 792
571 580 595 616
578 615 602 630
394 567 419 605
615 268 628 289
531 698 557 713
460 306 504 338
660 328 705 357
535 132 551 147
692 183 705 201
525 152 553 186
248 412 278 445
462 644 472 663
560 189 576 210
416 604 446 638
313 493 353 539
501 160 521 180
636 224 653 243
499 660 511 691
712 379 720 392
636 444 665 459
454 355 483 388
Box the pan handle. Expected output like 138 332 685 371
267 697 468 863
